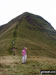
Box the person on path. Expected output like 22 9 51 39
22 47 27 64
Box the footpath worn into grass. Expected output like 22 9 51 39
0 56 56 75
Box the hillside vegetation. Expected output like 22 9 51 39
0 12 56 58
0 12 56 75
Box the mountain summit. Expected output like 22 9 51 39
0 12 55 33
0 12 56 58
8 12 55 31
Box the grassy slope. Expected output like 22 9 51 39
0 56 56 75
0 12 56 75
0 17 56 58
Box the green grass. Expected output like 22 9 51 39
0 37 56 58
0 12 56 75
0 19 56 58
0 56 56 75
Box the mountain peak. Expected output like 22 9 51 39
21 12 31 17
4 12 55 31
0 12 56 57
23 12 30 14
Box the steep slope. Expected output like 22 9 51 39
0 12 56 58
0 12 55 33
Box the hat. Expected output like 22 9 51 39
24 47 27 50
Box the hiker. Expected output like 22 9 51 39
12 47 16 56
22 47 27 64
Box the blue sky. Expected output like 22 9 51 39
0 0 56 30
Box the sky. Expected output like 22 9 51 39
0 0 56 30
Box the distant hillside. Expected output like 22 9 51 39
0 12 56 58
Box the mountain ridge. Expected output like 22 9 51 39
0 12 55 33
0 12 56 58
